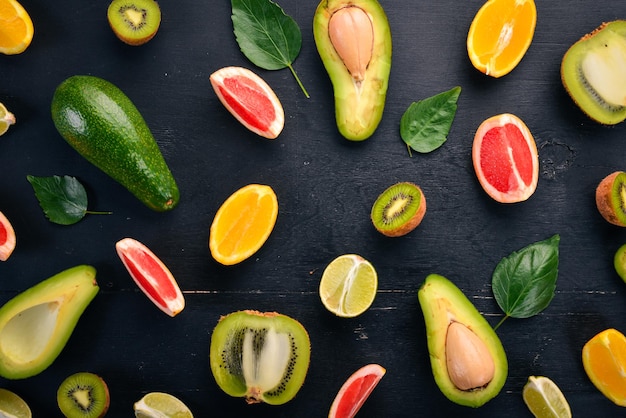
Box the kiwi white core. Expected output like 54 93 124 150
581 32 626 107
242 328 290 394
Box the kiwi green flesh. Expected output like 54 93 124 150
209 310 311 405
107 0 161 45
561 20 626 125
611 172 626 225
57 372 109 418
371 182 423 236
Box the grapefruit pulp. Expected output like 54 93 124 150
328 364 386 418
210 66 284 139
115 238 185 317
472 113 539 203
0 211 16 261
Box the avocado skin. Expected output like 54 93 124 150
51 75 179 211
418 274 508 407
313 0 392 141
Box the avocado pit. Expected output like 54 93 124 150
445 321 495 391
328 6 374 83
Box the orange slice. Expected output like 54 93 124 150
472 113 539 203
0 0 34 55
116 237 185 317
467 0 537 77
0 211 16 261
328 364 386 418
209 184 278 265
582 328 626 406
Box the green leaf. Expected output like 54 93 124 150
27 175 109 225
231 0 309 97
400 86 461 153
492 234 560 323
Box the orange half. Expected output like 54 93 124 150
209 184 278 265
467 0 537 77
582 328 626 406
0 0 34 55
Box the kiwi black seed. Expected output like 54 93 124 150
371 181 426 237
57 372 110 418
107 0 161 46
561 20 626 125
596 171 626 227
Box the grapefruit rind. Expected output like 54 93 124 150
328 363 386 418
115 237 185 317
472 113 539 203
0 211 16 261
210 66 285 139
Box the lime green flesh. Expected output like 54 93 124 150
313 0 392 141
0 265 99 379
611 172 626 225
418 274 508 407
209 311 311 405
51 75 179 211
614 243 626 283
561 20 626 125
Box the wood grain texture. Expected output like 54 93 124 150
1 0 625 416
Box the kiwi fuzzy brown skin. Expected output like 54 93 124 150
371 182 426 237
595 171 626 226
57 372 110 418
107 0 162 46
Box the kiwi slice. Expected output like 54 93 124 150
209 310 311 405
595 171 626 226
57 372 110 418
561 20 626 125
371 182 426 237
107 0 161 46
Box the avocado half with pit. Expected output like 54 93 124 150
313 0 392 141
418 274 508 407
0 265 99 379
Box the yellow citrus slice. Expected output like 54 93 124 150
209 184 278 265
467 0 537 77
319 254 378 318
582 328 626 406
0 0 34 55
522 376 572 418
0 388 31 418
0 102 16 136
134 392 193 418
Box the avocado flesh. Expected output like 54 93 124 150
313 0 392 141
418 274 508 408
0 265 99 379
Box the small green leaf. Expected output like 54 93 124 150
231 0 309 97
27 175 110 225
400 86 461 153
492 234 560 325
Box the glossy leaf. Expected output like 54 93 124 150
400 86 461 153
492 234 560 320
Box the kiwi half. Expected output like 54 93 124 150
595 171 626 226
209 310 311 405
57 372 110 418
107 0 161 46
561 20 626 125
371 182 426 237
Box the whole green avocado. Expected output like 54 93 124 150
313 0 392 141
51 75 179 212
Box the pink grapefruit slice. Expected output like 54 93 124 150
328 363 386 418
210 66 285 139
472 113 539 203
115 237 185 317
0 211 16 261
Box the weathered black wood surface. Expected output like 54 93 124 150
1 0 626 416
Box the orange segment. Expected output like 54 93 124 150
467 0 537 77
582 328 626 406
209 184 278 265
0 0 34 55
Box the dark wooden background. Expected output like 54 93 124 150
1 0 626 416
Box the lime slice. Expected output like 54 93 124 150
0 388 31 418
0 103 16 136
319 254 378 318
134 392 193 418
522 376 572 418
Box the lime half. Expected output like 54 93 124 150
319 254 378 318
0 103 15 136
522 376 571 418
0 388 31 418
134 392 193 418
